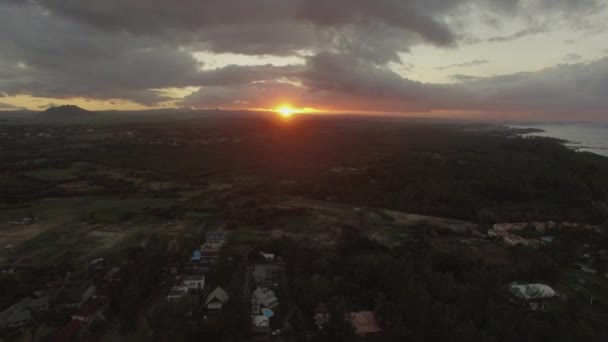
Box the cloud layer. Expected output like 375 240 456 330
1 0 607 119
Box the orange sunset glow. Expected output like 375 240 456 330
273 104 321 118
276 105 295 118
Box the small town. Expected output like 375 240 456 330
2 201 608 341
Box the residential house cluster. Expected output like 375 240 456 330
250 257 283 342
191 230 228 265
169 230 231 318
167 274 206 301
48 266 123 341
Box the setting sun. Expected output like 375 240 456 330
276 105 295 118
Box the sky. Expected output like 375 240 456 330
1 0 608 120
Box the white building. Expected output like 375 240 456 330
182 275 205 290
167 286 189 301
259 252 275 261
205 287 229 310
252 287 279 309
508 283 558 311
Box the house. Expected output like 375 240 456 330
206 230 227 244
346 311 383 336
314 303 330 330
259 252 275 261
201 243 222 261
167 286 189 301
189 266 211 275
252 264 281 285
205 287 229 310
191 250 202 262
508 283 558 311
251 315 271 342
183 275 205 291
251 298 261 315
72 298 108 322
252 287 279 309
541 236 555 244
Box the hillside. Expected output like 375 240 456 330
39 105 90 118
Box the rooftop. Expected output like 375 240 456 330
168 286 189 297
191 250 202 261
205 286 229 305
347 311 382 336
184 274 205 281
252 314 270 327
509 283 558 299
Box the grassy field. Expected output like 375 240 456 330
25 166 83 181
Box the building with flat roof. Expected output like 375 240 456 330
183 274 205 290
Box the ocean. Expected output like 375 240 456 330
512 123 608 157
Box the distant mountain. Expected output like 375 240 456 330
41 105 90 117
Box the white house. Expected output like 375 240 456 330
259 252 275 261
252 287 279 309
251 314 271 342
167 286 189 301
205 287 229 310
182 275 205 290
508 283 558 311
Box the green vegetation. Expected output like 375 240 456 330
25 166 82 182
1 117 608 341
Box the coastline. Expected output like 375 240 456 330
509 124 608 157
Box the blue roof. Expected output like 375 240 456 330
191 250 202 261
262 308 274 317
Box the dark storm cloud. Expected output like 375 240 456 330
1 0 607 117
183 53 456 112
36 0 459 46
183 55 608 118
461 58 608 115
189 65 304 87
0 2 203 105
